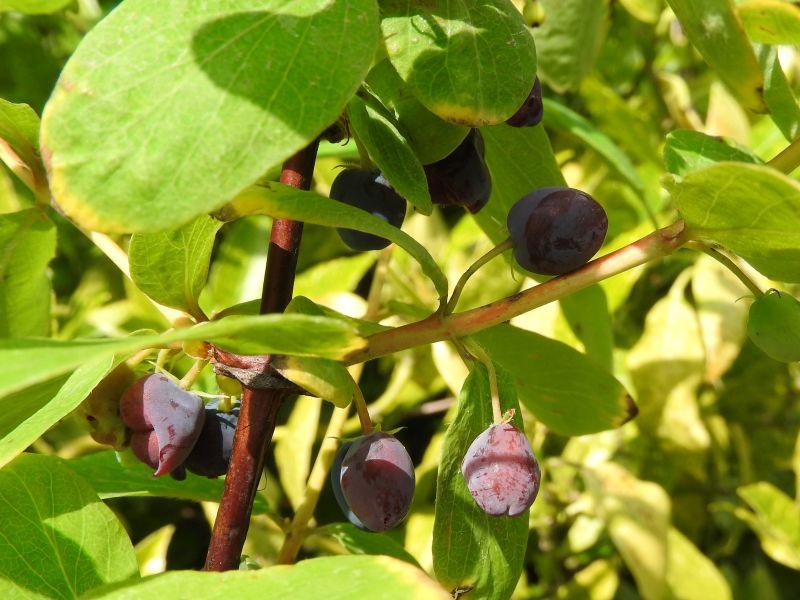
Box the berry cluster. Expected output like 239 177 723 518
119 374 238 479
329 76 608 278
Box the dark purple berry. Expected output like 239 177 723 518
330 169 406 251
330 441 367 530
506 78 543 128
424 129 491 214
507 187 608 276
120 374 205 477
461 423 541 517
184 404 239 478
338 432 415 532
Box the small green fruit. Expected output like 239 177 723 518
747 290 800 363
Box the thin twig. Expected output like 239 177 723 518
685 241 763 298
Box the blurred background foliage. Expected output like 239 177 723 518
2 0 800 598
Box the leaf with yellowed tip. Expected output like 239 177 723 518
380 0 537 126
40 0 379 233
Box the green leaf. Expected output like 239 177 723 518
738 0 800 45
218 183 448 301
533 0 608 92
274 395 320 510
0 355 117 468
0 314 365 399
67 451 270 514
432 365 528 600
346 95 432 214
473 325 634 436
130 215 222 317
365 60 469 164
736 481 800 569
747 290 800 363
0 0 72 14
380 0 537 125
665 0 766 113
663 130 760 177
584 462 670 600
666 528 732 600
86 555 449 599
668 162 800 282
40 0 379 233
0 208 55 337
0 454 138 599
314 523 420 566
0 98 45 191
475 124 565 245
272 356 355 408
758 45 800 142
543 98 644 192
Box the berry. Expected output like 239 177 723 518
461 422 541 517
507 187 608 276
747 290 800 363
330 441 367 530
424 129 491 213
78 363 135 450
506 78 543 128
119 374 205 477
329 169 406 251
184 403 239 478
336 432 415 532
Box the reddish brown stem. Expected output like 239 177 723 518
204 141 318 572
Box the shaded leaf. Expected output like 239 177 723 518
0 208 55 337
533 0 608 92
365 60 469 165
0 454 138 599
347 95 432 214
